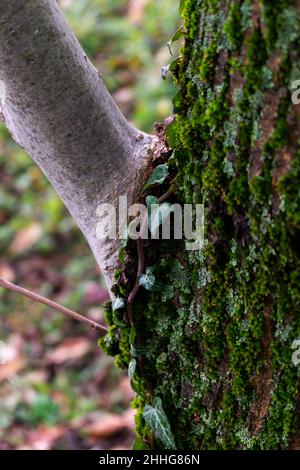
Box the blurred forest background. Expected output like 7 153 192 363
0 0 178 450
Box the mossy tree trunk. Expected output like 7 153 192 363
105 0 300 450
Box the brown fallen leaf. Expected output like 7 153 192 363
83 409 135 439
0 262 15 282
22 369 48 385
0 358 26 382
16 425 66 450
45 337 90 365
10 223 43 255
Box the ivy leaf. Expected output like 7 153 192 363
149 202 171 237
111 298 126 328
129 326 137 345
112 311 127 329
161 57 180 80
146 195 170 236
172 89 181 113
139 266 157 291
144 164 169 189
128 358 136 381
132 437 150 450
143 397 176 450
146 195 159 207
130 344 148 357
167 27 183 55
146 196 171 237
112 297 125 312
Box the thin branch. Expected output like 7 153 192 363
158 183 175 203
0 277 108 335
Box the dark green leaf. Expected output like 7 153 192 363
143 397 176 449
129 326 137 345
146 195 159 207
139 267 157 291
112 310 127 328
128 358 137 381
149 202 171 237
130 344 148 357
112 297 125 312
144 165 169 190
172 90 182 113
161 57 180 80
167 27 183 55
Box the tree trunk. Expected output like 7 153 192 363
103 0 300 450
0 0 153 290
1 0 300 450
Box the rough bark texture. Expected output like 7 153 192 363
103 0 300 450
0 0 153 291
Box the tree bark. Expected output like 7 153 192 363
0 0 153 291
101 0 300 450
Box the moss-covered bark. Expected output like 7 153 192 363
101 0 300 450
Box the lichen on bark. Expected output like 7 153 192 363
101 0 300 450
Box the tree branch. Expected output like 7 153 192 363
0 0 154 292
0 277 108 335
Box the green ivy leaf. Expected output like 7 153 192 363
112 310 127 329
146 195 159 207
149 202 171 237
129 326 137 345
111 298 126 328
172 89 181 113
130 344 148 357
144 164 169 189
143 397 176 450
112 297 125 312
128 358 136 381
139 266 157 291
132 437 150 450
167 27 183 55
161 57 180 80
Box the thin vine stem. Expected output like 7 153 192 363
0 277 108 335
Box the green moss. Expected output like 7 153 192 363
223 2 243 51
100 0 300 450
